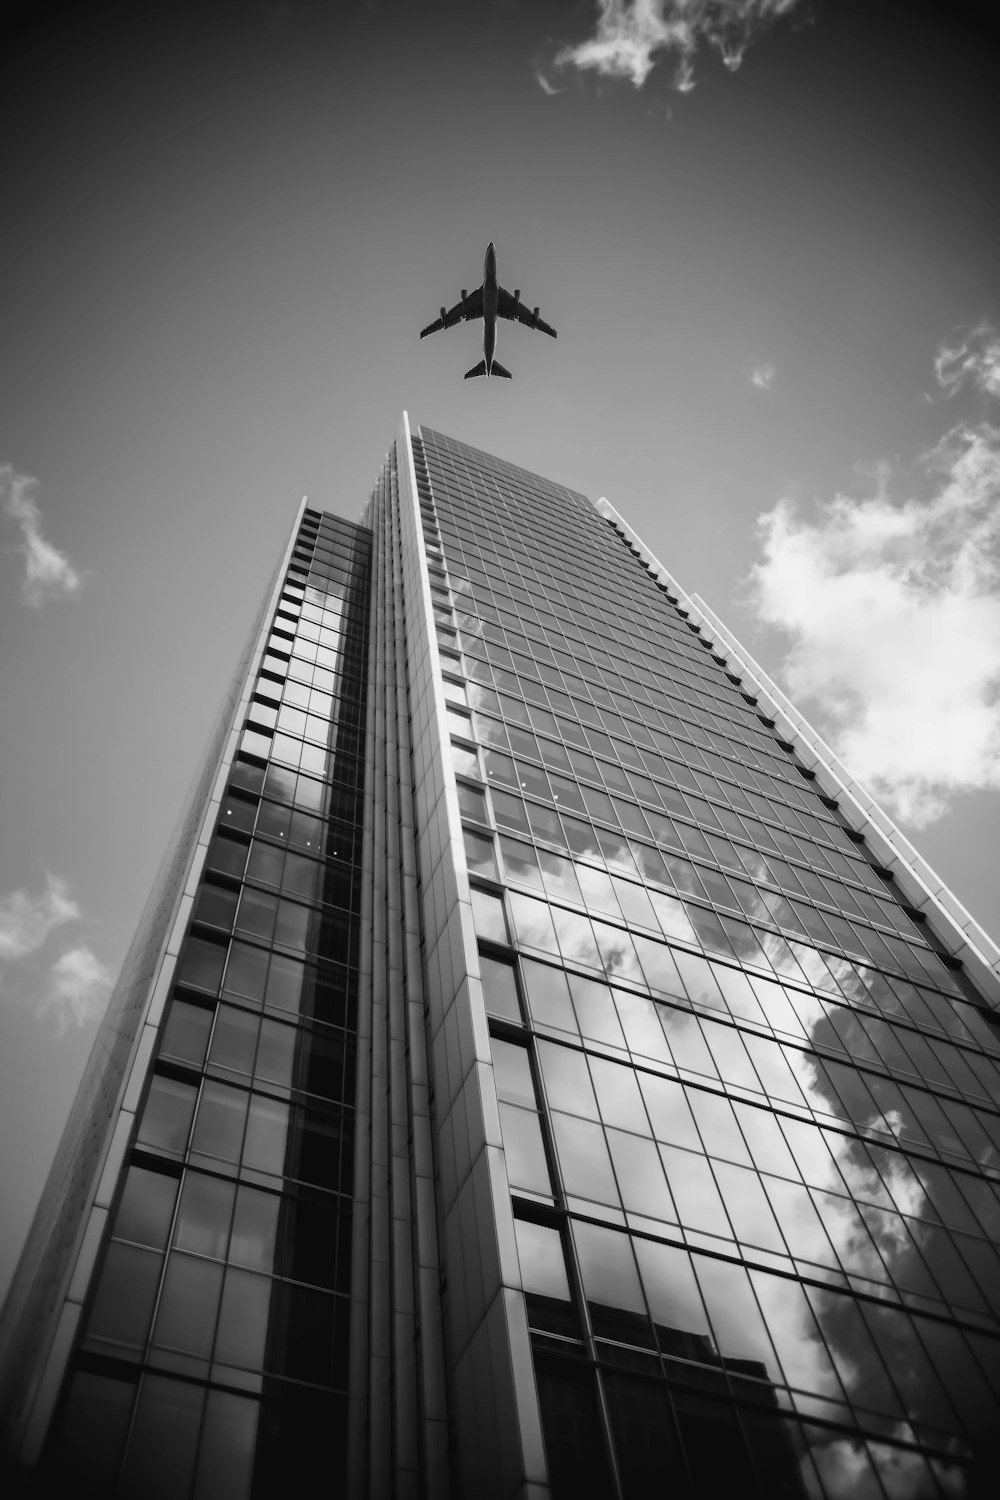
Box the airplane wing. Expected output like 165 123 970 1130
496 286 557 339
420 287 484 339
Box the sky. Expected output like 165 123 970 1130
1 0 999 1303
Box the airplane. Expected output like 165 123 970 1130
419 241 556 379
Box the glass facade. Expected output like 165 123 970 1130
32 515 371 1497
3 416 999 1499
414 426 1000 1499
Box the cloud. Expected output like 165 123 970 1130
40 946 113 1032
551 0 806 92
935 323 1000 400
1 465 83 607
748 420 1000 827
751 362 776 390
533 64 565 95
0 875 81 961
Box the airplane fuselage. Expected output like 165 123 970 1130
481 241 499 374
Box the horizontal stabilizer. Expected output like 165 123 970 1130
464 360 487 380
490 361 512 379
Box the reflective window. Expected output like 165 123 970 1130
243 1095 290 1175
152 1253 223 1358
114 1166 179 1249
161 999 213 1068
192 1390 259 1500
229 1186 280 1272
491 1038 536 1106
87 1243 162 1349
214 1268 271 1370
192 1082 249 1163
499 1103 552 1197
471 887 508 945
137 1076 197 1155
173 1172 235 1260
480 954 521 1021
118 1376 203 1499
573 1221 651 1346
464 828 499 881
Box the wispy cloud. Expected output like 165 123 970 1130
0 876 81 961
534 70 563 96
748 417 1000 827
551 0 807 92
1 465 83 607
40 946 113 1033
751 362 776 390
935 323 1000 400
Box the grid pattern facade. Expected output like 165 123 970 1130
33 514 372 1497
416 427 1000 1498
6 420 1000 1500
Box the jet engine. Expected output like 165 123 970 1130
513 289 520 302
440 307 447 320
533 307 539 320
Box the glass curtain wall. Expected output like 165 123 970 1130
40 513 372 1499
415 426 1000 1500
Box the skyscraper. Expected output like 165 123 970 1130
3 414 1000 1498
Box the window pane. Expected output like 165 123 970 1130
491 1039 536 1106
537 1040 598 1118
508 893 558 955
173 1172 235 1260
88 1244 161 1349
214 1268 271 1370
589 1056 648 1132
567 974 626 1049
464 828 499 881
551 1114 618 1206
687 1090 752 1165
230 1186 281 1273
137 1076 197 1155
274 899 310 950
152 1253 223 1358
255 1018 296 1088
499 1102 552 1196
119 1376 203 1500
551 908 603 969
634 1239 712 1361
177 936 227 994
160 1000 213 1068
209 1006 258 1077
591 921 643 985
514 1218 571 1301
192 1390 259 1500
471 887 509 945
573 1221 652 1346
236 889 277 941
694 1255 781 1383
114 1166 179 1249
49 1371 134 1494
457 783 489 823
520 958 577 1033
192 1082 249 1163
659 1145 731 1237
450 742 479 778
243 1095 290 1175
480 955 521 1021
499 836 542 888
265 953 305 1013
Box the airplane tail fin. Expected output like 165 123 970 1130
464 360 487 380
490 361 512 379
